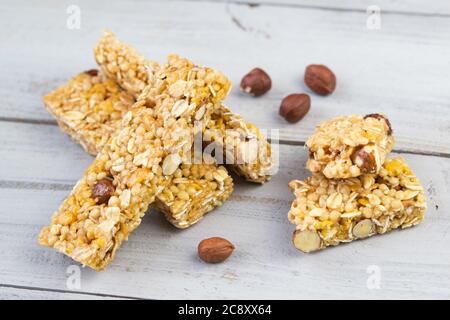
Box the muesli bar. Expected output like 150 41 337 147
154 164 233 228
94 30 157 98
288 157 426 252
38 54 231 270
43 70 132 155
306 114 395 179
43 70 233 228
204 105 274 183
94 31 274 183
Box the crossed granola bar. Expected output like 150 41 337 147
44 70 233 229
39 53 232 270
43 31 273 230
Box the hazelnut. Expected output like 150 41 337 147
364 113 393 135
351 145 378 174
84 69 99 77
304 64 336 95
240 68 272 97
92 178 115 204
352 219 375 238
279 93 311 123
198 237 235 263
292 229 321 253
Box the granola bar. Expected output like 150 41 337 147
204 105 273 183
39 54 231 270
154 164 233 228
43 70 233 228
94 30 157 98
94 31 273 183
288 157 426 252
43 70 132 155
306 114 395 179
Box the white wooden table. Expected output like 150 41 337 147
1 0 449 300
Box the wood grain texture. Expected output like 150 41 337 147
0 0 449 154
0 122 448 299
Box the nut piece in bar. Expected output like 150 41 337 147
38 54 231 270
43 70 233 228
94 31 274 183
306 114 394 179
288 157 426 252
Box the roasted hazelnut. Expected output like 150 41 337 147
240 68 272 97
304 64 336 95
364 113 393 135
279 93 311 123
84 69 99 77
198 237 235 263
351 146 377 174
92 178 115 204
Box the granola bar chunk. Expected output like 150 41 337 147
306 114 394 179
94 30 158 98
43 71 132 155
204 105 274 183
154 164 233 228
288 157 426 252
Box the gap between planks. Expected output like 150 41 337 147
0 283 139 300
172 0 450 18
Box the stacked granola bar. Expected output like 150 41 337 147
39 31 274 270
288 114 426 252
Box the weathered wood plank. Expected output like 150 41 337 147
0 162 447 299
0 286 129 300
0 0 449 154
0 121 448 299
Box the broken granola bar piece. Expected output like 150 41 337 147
306 114 394 179
289 157 426 252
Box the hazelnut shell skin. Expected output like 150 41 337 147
279 93 311 123
364 113 393 135
91 178 115 204
240 68 272 97
198 237 235 263
304 64 336 95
